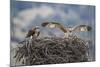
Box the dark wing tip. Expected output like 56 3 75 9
87 26 92 31
41 22 49 27
78 25 92 31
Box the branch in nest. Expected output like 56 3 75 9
13 36 89 65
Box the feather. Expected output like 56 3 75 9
25 26 40 38
42 22 67 33
73 25 92 32
25 30 35 38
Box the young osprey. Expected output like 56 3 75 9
41 22 92 38
25 26 40 38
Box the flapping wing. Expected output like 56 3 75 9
73 25 92 32
56 23 67 33
41 22 67 33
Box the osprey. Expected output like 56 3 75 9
25 26 40 38
41 22 92 38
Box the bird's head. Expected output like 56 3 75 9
41 22 49 27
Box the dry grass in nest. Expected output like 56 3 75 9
13 36 89 66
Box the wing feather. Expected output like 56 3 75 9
25 30 35 38
73 25 92 32
42 22 67 33
56 23 67 33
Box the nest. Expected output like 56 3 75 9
13 36 89 66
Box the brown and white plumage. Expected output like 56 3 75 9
41 22 92 38
41 22 69 38
73 25 92 32
25 26 40 38
41 22 67 33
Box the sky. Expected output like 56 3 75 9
10 0 95 61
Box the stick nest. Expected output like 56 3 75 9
13 36 89 65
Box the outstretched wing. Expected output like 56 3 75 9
73 25 92 32
41 22 67 33
54 22 67 33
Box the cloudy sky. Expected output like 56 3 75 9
10 0 95 60
11 0 95 40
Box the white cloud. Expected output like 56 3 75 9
13 5 81 28
38 5 54 18
12 5 55 40
67 9 80 19
17 5 54 23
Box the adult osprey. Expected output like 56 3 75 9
41 22 92 38
25 26 40 38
